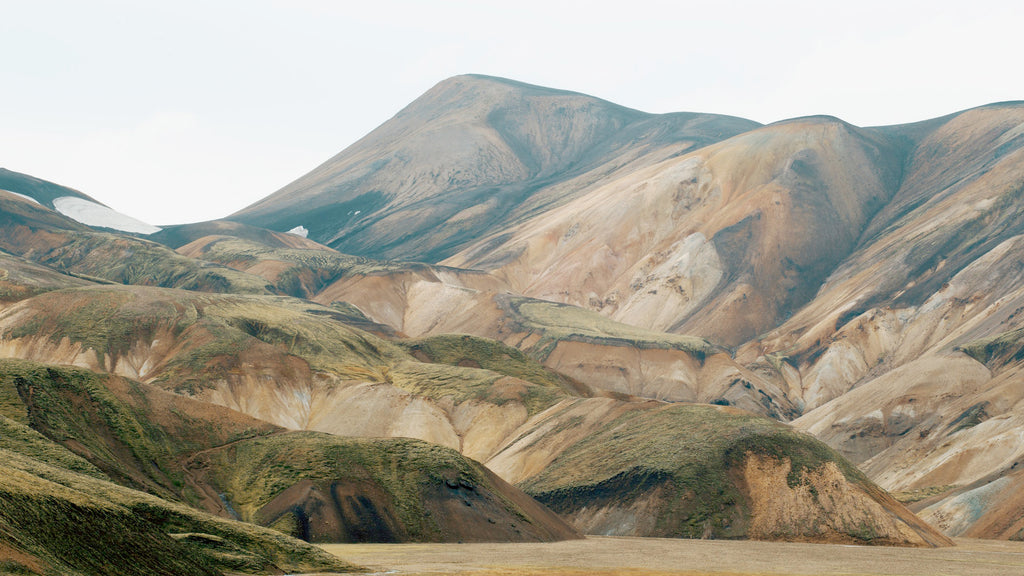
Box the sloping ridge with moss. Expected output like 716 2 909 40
0 359 578 552
0 362 358 575
201 432 579 543
513 402 951 547
0 192 274 295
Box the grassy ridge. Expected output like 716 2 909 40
958 326 1024 366
0 359 360 574
0 449 359 575
522 403 868 539
208 433 489 540
0 193 274 296
0 456 220 576
497 295 717 361
1 286 574 415
0 359 279 498
0 414 107 480
0 252 93 304
176 235 425 297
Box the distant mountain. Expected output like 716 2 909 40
0 168 160 234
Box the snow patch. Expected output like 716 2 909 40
286 225 309 238
1 190 41 204
52 196 161 235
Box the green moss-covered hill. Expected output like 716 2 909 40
0 359 578 553
493 399 952 547
203 433 578 543
0 359 358 575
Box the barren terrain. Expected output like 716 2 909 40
322 536 1024 576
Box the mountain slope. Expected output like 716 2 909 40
229 74 760 262
0 191 273 294
0 278 938 546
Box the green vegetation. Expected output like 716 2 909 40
2 286 201 363
1 287 573 418
394 334 572 414
0 358 359 573
0 359 276 499
892 485 957 504
180 235 424 297
207 432 508 541
0 457 220 576
498 295 716 361
401 333 574 390
0 252 93 303
522 403 869 539
4 228 272 297
958 327 1024 366
0 449 360 575
0 414 107 479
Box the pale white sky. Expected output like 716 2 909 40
1 0 1021 225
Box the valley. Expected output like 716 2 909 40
322 536 1024 575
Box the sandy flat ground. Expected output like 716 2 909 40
319 536 1024 576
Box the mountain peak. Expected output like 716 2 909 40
230 76 759 261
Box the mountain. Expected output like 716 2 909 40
218 77 1024 542
6 75 1024 566
0 168 160 234
228 74 760 262
0 190 942 552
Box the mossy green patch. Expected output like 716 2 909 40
0 414 106 480
0 449 360 574
958 326 1024 367
497 295 716 361
400 333 576 404
0 455 221 576
522 403 869 539
178 235 421 297
207 432 497 541
0 359 276 501
2 221 274 295
1 286 576 421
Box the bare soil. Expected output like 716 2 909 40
319 536 1024 576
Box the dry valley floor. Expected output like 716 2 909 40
321 536 1024 576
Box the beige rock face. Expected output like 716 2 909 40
741 454 948 546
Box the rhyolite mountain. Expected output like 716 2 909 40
2 73 1023 572
223 75 1024 541
0 179 948 563
228 75 760 262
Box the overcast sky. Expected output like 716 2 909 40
2 0 1021 225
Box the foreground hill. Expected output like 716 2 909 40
0 358 579 550
0 364 357 575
